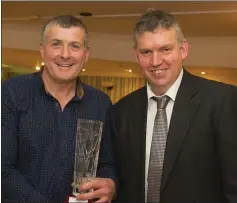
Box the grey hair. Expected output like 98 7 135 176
133 10 184 47
41 15 89 48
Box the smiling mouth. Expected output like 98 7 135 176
56 63 74 68
151 69 167 74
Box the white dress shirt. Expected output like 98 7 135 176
145 69 183 201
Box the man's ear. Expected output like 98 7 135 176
180 39 189 60
133 48 139 63
40 42 45 61
84 46 91 64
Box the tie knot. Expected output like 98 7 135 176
152 95 170 109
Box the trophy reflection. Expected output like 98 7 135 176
71 119 103 199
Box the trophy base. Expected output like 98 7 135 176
68 197 88 203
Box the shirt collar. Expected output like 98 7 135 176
147 68 183 107
75 78 84 100
35 68 84 100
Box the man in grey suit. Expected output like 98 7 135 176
110 10 237 203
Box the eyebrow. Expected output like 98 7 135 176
138 48 151 51
50 38 60 42
50 39 82 45
138 44 173 51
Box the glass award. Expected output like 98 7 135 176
70 119 103 203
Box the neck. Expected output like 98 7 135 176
42 70 77 105
151 86 167 96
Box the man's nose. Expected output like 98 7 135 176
60 45 70 59
151 52 162 68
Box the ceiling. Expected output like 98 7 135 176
2 1 237 37
2 1 237 79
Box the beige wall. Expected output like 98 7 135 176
2 48 237 87
2 25 237 68
186 67 237 87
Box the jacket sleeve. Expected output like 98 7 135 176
96 96 118 188
1 84 50 203
217 85 237 203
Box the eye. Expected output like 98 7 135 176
162 47 172 54
71 44 81 50
51 41 61 48
140 50 152 56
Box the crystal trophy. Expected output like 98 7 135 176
70 119 103 203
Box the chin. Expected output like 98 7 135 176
152 78 168 86
55 76 77 83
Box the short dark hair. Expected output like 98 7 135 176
41 15 89 47
133 10 184 47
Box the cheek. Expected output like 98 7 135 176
164 53 181 65
138 57 150 70
44 51 58 61
74 52 87 62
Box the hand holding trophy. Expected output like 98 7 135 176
70 119 103 203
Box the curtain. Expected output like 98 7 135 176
80 76 145 103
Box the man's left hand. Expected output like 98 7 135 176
76 178 116 203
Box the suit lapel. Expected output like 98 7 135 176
161 70 200 191
128 86 147 146
130 87 148 199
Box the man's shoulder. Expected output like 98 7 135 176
190 72 236 93
2 73 37 110
82 83 111 103
184 69 236 93
2 73 36 96
114 86 146 108
2 73 36 90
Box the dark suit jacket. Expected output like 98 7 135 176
111 70 237 203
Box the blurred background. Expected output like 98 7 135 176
2 1 237 103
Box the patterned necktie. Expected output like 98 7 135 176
147 95 170 203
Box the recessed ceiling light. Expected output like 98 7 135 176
201 71 206 75
124 69 133 72
80 12 92 17
36 66 40 71
82 69 85 72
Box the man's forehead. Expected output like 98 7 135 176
45 24 84 35
139 27 176 37
136 28 177 44
136 30 178 49
44 25 85 40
